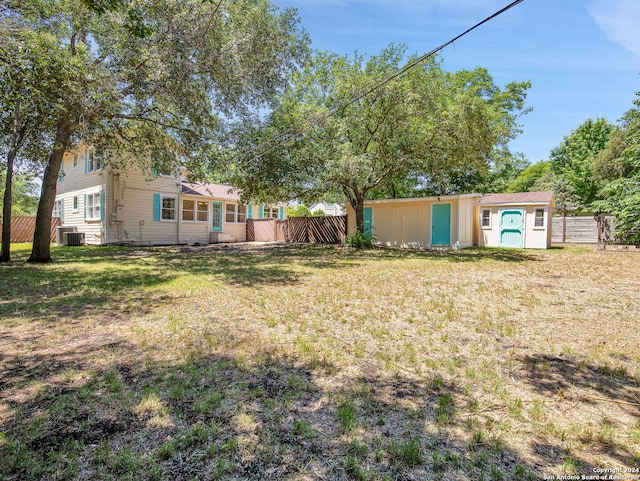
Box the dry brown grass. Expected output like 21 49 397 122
0 243 638 480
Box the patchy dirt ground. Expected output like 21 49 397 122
0 244 638 480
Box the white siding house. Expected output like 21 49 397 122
309 202 346 216
54 146 284 245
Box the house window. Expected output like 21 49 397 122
87 149 96 173
161 196 177 221
262 207 279 219
481 209 491 228
197 201 209 222
57 161 65 182
86 192 101 220
225 203 246 223
183 199 196 221
72 195 78 212
52 199 63 218
534 208 545 228
182 199 209 222
72 153 79 169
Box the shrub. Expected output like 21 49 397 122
344 232 375 249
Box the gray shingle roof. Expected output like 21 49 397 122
479 191 554 205
181 182 241 201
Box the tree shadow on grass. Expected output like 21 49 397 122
519 353 640 470
2 336 601 481
1 243 545 332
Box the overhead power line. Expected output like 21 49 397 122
248 0 526 161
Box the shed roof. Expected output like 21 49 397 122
479 191 554 205
364 193 482 205
181 182 241 201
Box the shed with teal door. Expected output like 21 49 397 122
345 194 479 249
479 192 554 249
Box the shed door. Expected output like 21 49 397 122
432 203 451 245
499 209 524 248
363 207 373 237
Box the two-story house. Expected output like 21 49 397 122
54 146 286 245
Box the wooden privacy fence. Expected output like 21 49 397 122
552 216 599 243
247 216 347 244
0 216 60 243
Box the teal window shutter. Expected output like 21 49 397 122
247 205 253 219
153 194 161 221
58 161 65 182
278 206 284 220
100 190 105 221
258 205 264 219
84 148 89 175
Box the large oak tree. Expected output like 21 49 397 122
232 45 530 232
1 0 308 262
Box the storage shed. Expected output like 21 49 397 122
346 194 481 249
478 191 554 249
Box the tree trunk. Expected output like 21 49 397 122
1 100 23 263
0 151 15 262
28 117 72 263
354 198 364 234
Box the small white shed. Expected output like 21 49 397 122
478 192 554 249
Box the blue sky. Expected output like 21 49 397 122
271 0 640 163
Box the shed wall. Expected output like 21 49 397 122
346 197 478 249
479 204 552 249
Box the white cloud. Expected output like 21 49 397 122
588 0 640 56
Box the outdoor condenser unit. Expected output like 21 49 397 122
56 226 77 246
63 231 85 246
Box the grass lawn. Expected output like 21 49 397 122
0 243 638 480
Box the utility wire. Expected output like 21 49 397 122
246 0 525 160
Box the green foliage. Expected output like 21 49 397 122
593 178 640 244
344 232 375 249
286 204 313 217
479 153 531 194
0 172 39 216
550 118 614 209
592 129 632 182
591 92 640 243
231 45 530 231
507 161 554 193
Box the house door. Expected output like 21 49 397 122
363 207 373 237
499 209 524 248
211 201 222 232
432 203 451 245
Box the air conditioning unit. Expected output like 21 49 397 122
63 231 85 246
56 226 77 246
